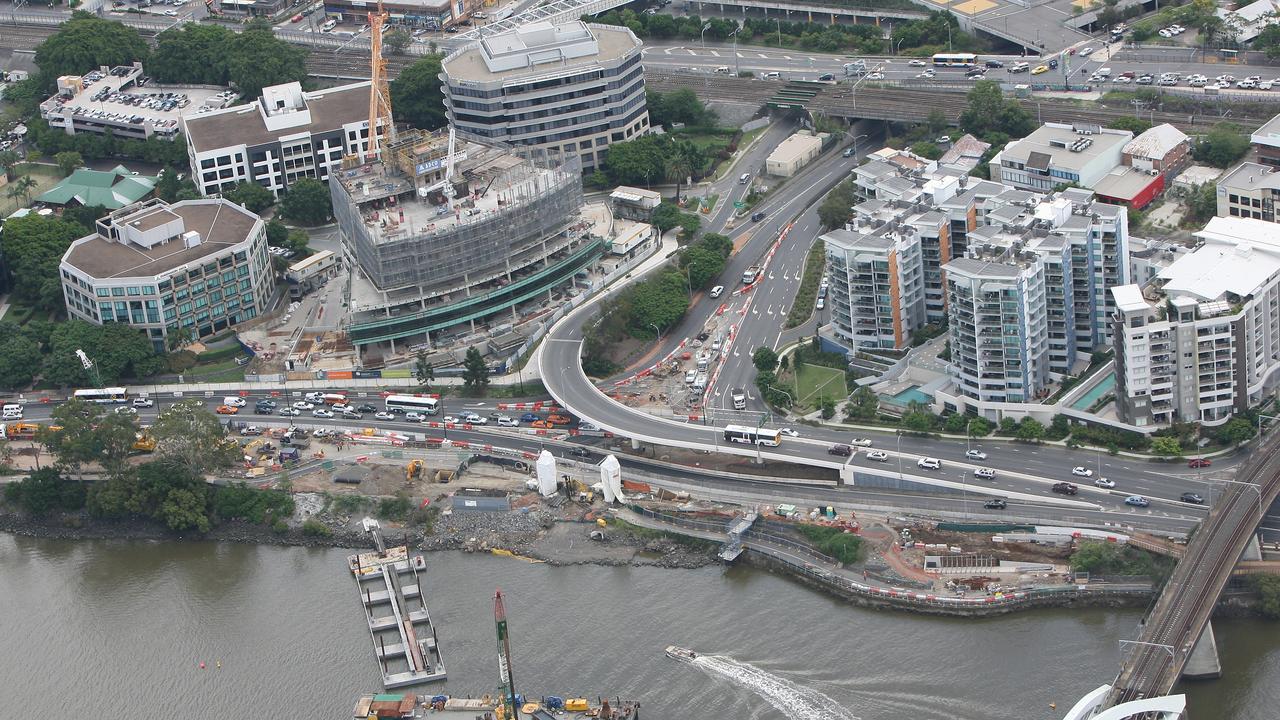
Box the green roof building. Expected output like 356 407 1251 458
35 165 157 210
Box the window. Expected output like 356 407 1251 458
111 287 125 297
127 286 141 296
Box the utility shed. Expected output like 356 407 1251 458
766 131 826 177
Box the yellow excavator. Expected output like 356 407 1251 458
406 459 423 484
131 430 157 453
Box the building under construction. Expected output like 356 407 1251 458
332 130 602 361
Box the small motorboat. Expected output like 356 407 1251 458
665 645 698 663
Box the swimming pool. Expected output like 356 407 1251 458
886 386 932 406
1070 372 1115 410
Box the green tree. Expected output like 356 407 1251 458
265 218 290 247
0 214 89 312
1253 575 1280 619
0 149 20 181
970 416 992 437
414 350 435 388
901 403 934 433
284 229 310 256
910 141 943 160
1193 125 1251 168
1151 436 1183 457
1109 116 1153 135
225 21 309 101
1185 183 1218 223
0 322 41 390
42 321 166 386
384 28 412 56
1015 417 1045 442
681 245 723 289
390 54 446 130
699 232 734 259
818 179 858 229
664 146 694 202
154 167 184 202
95 412 143 478
650 203 685 233
959 81 1032 140
34 11 149 79
604 135 669 187
752 346 779 373
160 485 212 533
926 108 948 136
54 151 83 177
41 399 106 476
646 88 714 129
224 181 275 214
149 24 235 85
820 396 836 420
1221 417 1255 445
462 346 490 390
3 467 83 516
6 175 38 205
625 270 690 337
846 386 879 420
278 178 333 225
150 399 236 476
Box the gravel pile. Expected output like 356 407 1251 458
422 509 554 551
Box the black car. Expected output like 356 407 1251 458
983 498 1007 510
1051 482 1079 495
254 407 273 415
1048 58 1058 69
570 447 592 458
751 211 766 222
1180 492 1205 505
818 73 835 82
356 403 377 413
256 399 277 409
985 59 1004 69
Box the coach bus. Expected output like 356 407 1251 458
73 387 128 404
723 424 783 447
384 394 439 415
932 52 977 68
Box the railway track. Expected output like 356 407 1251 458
1109 426 1280 705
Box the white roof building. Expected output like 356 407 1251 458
1123 124 1189 161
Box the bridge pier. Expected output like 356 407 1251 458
1182 621 1222 680
1241 533 1263 562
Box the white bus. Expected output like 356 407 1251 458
73 387 128 404
932 52 977 68
723 424 782 447
384 394 439 415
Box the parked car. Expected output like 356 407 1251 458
974 468 996 480
1125 495 1150 507
964 449 987 460
1094 477 1115 489
1052 482 1079 495
1187 458 1211 468
866 450 889 461
1071 466 1094 478
983 498 1008 510
1180 492 1205 505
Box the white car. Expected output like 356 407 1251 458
917 457 941 470
866 72 884 80
164 9 177 14
778 427 799 437
312 408 334 418
1079 46 1094 56
865 450 889 462
909 59 927 66
496 416 520 427
1094 477 1116 489
965 449 987 460
132 397 154 408
278 408 301 417
974 467 996 480
341 410 362 420
292 401 314 410
374 411 395 420
405 411 425 422
1071 466 1094 478
442 415 460 424
709 285 724 299
463 414 488 426
849 438 873 447
224 397 247 407
331 402 350 411
114 406 138 416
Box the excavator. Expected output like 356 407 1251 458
131 430 157 453
406 459 423 484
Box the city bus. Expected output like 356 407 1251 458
73 387 128 404
384 394 439 415
723 424 783 447
932 53 977 68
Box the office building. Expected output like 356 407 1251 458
1216 161 1280 221
183 80 383 197
58 198 273 351
441 21 648 173
1112 216 1280 427
332 130 602 358
992 122 1132 193
1251 112 1280 168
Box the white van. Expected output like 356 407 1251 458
739 172 751 185
2 403 22 419
223 396 246 408
761 71 780 80
714 66 731 74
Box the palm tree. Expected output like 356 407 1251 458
6 175 38 204
664 148 694 203
0 149 20 182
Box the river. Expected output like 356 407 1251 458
0 534 1275 720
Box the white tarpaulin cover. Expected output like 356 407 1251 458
599 454 623 504
535 450 557 497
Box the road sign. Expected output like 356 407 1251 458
734 201 745 209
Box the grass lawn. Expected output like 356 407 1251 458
181 358 246 383
793 362 847 407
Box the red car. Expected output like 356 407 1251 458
1187 458 1211 468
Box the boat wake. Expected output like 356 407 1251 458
689 654 860 720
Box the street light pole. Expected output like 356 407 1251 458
701 22 710 48
649 323 662 345
896 429 903 489
755 411 767 465
775 18 781 48
966 419 972 454
731 28 740 77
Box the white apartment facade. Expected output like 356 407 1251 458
1112 217 1280 427
992 122 1131 193
441 21 648 173
182 81 383 197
